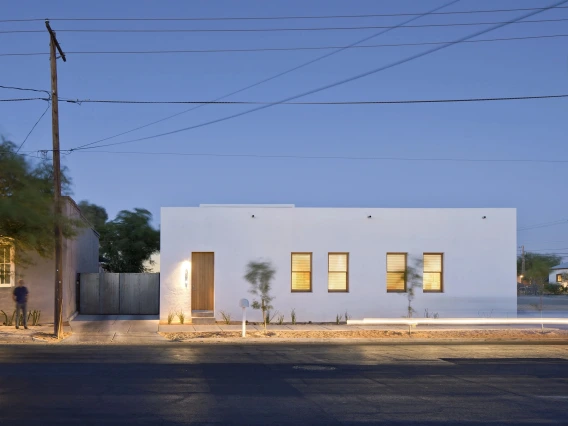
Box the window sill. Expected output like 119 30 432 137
291 290 312 293
387 290 407 293
328 290 349 293
423 290 443 293
0 284 14 288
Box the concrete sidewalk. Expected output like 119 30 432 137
65 315 166 344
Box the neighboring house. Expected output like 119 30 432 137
0 197 100 323
160 205 517 323
549 263 568 288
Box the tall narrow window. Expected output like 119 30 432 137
423 253 443 292
291 253 312 292
328 253 348 292
0 244 13 287
386 253 407 292
557 274 563 283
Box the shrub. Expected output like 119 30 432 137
545 284 563 295
335 314 343 325
167 312 176 325
277 314 284 325
220 311 232 325
177 310 185 324
290 308 297 325
245 260 276 333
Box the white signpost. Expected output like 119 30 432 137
239 298 249 338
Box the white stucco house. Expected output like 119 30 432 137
549 263 568 288
160 205 517 323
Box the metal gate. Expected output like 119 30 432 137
79 273 160 315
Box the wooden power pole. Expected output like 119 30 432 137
45 20 66 338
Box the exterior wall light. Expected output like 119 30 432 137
367 215 372 219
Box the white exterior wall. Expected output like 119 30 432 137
160 206 517 322
549 269 568 287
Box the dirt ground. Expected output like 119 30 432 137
160 329 568 341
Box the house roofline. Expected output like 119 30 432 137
62 196 100 238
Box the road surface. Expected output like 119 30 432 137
0 343 566 425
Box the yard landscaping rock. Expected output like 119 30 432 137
160 329 568 341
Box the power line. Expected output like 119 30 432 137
0 84 50 96
68 149 568 164
2 6 568 22
55 94 568 105
3 34 566 57
2 18 567 34
68 0 460 151
0 97 49 101
518 219 568 231
16 102 51 153
71 0 568 152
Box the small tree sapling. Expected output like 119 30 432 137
244 260 276 333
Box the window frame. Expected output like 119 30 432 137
291 252 313 293
328 252 349 293
0 243 15 288
557 273 563 283
423 252 444 293
386 252 407 293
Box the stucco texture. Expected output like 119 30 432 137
160 207 517 323
0 198 99 324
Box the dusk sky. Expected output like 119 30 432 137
1 0 567 259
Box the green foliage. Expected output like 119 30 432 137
78 200 108 232
290 308 297 325
28 309 41 326
345 311 351 321
265 310 278 325
0 139 81 265
545 284 564 295
244 260 276 332
276 314 284 325
220 310 232 324
517 252 561 281
424 309 439 319
167 311 175 325
177 310 185 324
399 257 423 318
100 208 159 273
0 310 12 326
335 313 343 325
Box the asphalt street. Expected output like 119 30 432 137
0 343 567 425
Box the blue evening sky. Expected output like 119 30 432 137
1 0 567 259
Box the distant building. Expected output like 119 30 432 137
549 263 568 288
0 197 100 323
160 205 517 323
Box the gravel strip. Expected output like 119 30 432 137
160 329 568 341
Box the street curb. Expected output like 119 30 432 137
160 337 568 345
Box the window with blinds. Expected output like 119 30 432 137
0 244 13 287
291 253 312 292
328 253 348 292
386 253 407 292
423 253 443 292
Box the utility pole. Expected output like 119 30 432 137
45 20 66 339
521 245 526 278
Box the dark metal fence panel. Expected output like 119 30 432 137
79 273 100 314
79 273 159 315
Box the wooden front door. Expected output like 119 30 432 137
191 252 214 310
